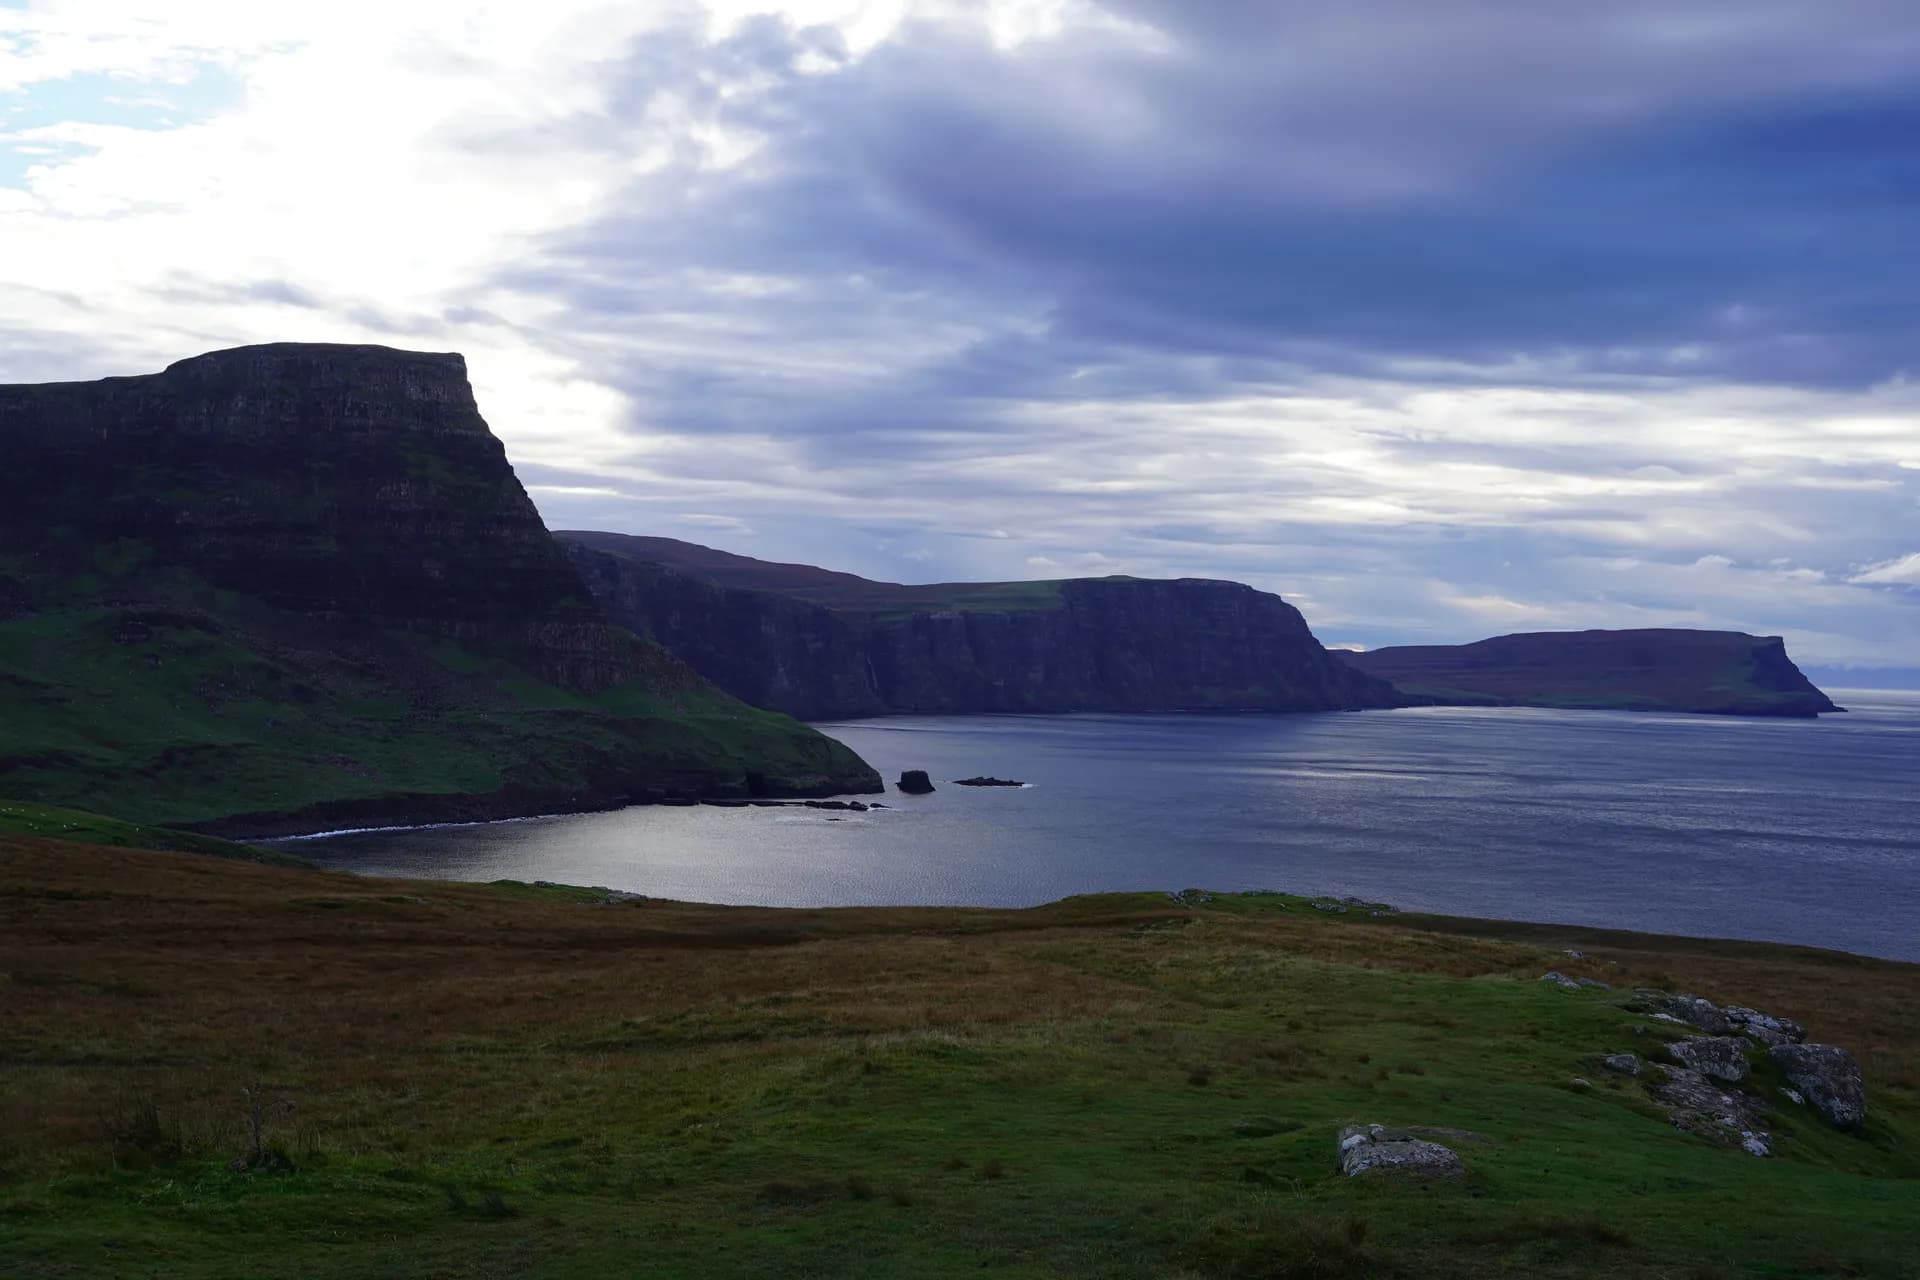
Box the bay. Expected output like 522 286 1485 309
286 690 1920 961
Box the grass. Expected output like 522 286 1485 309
0 598 877 831
0 835 1915 1278
0 799 300 865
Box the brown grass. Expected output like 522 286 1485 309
3 834 1917 1176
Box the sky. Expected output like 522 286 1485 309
4 1 1919 677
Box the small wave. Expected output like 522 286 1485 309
275 811 571 842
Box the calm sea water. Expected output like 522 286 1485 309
287 691 1920 960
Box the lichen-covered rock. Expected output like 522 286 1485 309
1651 1067 1771 1155
1725 1006 1807 1046
1658 995 1739 1035
1770 1044 1867 1130
1631 993 1806 1046
1336 1125 1465 1179
1667 1036 1752 1083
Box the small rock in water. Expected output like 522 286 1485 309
952 776 1024 787
1336 1124 1465 1180
1667 1036 1753 1084
1769 1043 1867 1130
895 770 935 795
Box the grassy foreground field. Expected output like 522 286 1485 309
1 836 1916 1279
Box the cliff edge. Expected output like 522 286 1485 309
561 532 1402 718
1340 629 1841 717
0 344 878 832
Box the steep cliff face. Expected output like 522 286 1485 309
1342 629 1841 717
0 344 878 831
562 533 1401 717
566 545 887 721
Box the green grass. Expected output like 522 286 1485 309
0 800 300 865
0 598 877 831
2 840 1915 1279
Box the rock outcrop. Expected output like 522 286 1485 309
1667 1036 1752 1084
896 770 936 795
1336 1125 1465 1179
1771 1044 1868 1130
562 533 1402 719
1651 1068 1774 1156
1342 629 1840 717
0 344 879 831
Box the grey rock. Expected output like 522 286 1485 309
1661 994 1738 1035
1725 1006 1807 1046
1667 1036 1752 1083
1652 1066 1772 1154
1337 1125 1465 1180
1601 1053 1642 1077
1770 1044 1867 1130
1540 971 1581 989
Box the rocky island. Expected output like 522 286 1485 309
561 532 1401 719
1341 628 1841 717
0 343 879 834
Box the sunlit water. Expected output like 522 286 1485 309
286 690 1920 960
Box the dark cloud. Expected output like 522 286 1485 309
462 4 1920 667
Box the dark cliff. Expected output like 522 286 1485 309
0 344 878 831
1341 629 1841 717
561 533 1401 718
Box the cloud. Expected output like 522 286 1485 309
2 2 1919 670
1851 553 1920 586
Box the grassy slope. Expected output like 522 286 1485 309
0 602 875 829
0 800 298 865
1 839 1915 1279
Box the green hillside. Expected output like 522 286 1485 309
2 836 1914 1278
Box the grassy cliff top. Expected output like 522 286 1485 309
561 531 1126 615
1345 628 1841 717
2 835 1913 1278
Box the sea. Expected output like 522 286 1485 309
284 690 1920 962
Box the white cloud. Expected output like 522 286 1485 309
1 1 1918 672
1851 553 1920 587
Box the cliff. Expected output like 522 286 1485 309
1341 629 1841 717
561 532 1401 717
0 344 878 832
